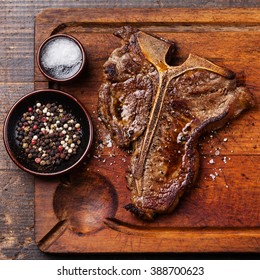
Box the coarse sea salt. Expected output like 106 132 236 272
40 37 82 79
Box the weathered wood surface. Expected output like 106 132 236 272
0 1 259 259
34 8 260 253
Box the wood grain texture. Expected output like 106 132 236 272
0 1 259 259
34 8 260 253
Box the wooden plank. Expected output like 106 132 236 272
0 170 34 259
34 8 260 253
0 83 34 122
0 83 35 171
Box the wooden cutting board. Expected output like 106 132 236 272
34 8 260 253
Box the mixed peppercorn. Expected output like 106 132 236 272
16 102 82 169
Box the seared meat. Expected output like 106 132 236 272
99 26 174 147
98 26 255 220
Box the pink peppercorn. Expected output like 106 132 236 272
35 158 41 164
58 146 63 152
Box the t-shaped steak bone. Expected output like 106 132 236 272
98 26 255 220
133 31 234 181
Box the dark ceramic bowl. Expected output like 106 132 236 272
37 34 86 83
3 89 93 176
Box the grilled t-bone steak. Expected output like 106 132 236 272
98 26 255 220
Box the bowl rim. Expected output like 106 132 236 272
3 89 93 176
36 34 86 83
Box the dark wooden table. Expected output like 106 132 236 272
0 0 259 260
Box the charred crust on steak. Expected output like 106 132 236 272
98 26 255 220
124 203 154 220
